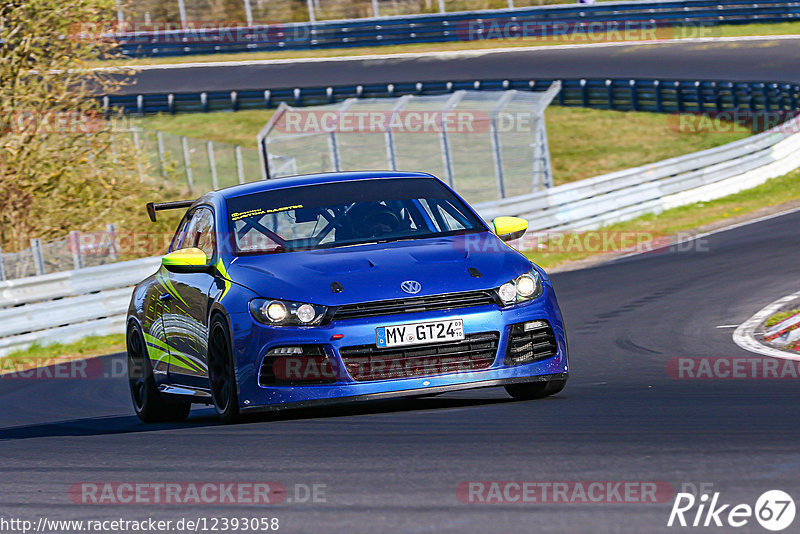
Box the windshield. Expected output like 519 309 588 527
225 177 485 254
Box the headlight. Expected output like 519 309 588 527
495 270 542 306
250 298 327 326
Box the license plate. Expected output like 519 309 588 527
376 319 464 348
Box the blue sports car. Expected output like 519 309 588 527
127 171 569 423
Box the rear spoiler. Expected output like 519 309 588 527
146 200 196 222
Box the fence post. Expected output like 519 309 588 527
371 0 379 17
207 140 219 190
438 91 465 188
156 130 167 181
115 0 125 27
307 0 316 23
182 136 195 192
0 247 5 282
104 223 118 262
490 91 515 199
177 0 188 29
438 0 445 12
132 129 145 182
606 79 614 110
30 238 45 276
69 231 84 270
533 112 553 190
235 145 246 184
243 0 253 26
385 95 411 171
508 0 514 8
328 133 341 171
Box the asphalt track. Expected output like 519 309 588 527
119 37 800 95
2 208 799 533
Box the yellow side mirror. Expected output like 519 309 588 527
162 248 209 273
493 217 529 242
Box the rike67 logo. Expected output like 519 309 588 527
668 490 795 531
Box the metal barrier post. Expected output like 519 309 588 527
207 140 219 190
438 0 445 12
182 136 195 192
372 0 379 17
235 145 246 184
654 80 663 113
69 231 84 270
30 239 45 276
0 247 6 281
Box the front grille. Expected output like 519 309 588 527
258 345 337 386
505 320 558 366
339 332 499 382
332 290 497 321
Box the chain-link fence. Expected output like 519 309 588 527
116 0 587 26
257 87 559 204
0 227 120 281
117 128 265 194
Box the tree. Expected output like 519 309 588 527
0 0 150 253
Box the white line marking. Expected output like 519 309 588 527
733 290 800 362
612 205 800 263
110 34 800 72
716 325 738 328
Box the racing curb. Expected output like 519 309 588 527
733 289 800 362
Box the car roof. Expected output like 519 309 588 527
212 171 438 200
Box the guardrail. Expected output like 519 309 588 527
0 257 161 356
115 0 800 57
474 114 800 229
105 78 800 116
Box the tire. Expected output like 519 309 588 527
127 324 191 423
207 316 241 423
504 379 567 401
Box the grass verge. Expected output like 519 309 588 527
525 168 800 270
764 310 800 329
96 21 800 67
0 335 125 375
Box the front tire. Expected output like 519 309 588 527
208 316 241 423
505 379 566 401
127 325 191 423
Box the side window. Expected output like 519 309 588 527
169 213 193 253
181 207 216 260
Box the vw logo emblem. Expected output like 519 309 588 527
401 280 422 295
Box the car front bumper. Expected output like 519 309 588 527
230 282 568 411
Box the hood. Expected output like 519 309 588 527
226 232 533 306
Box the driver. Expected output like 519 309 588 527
341 202 404 239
